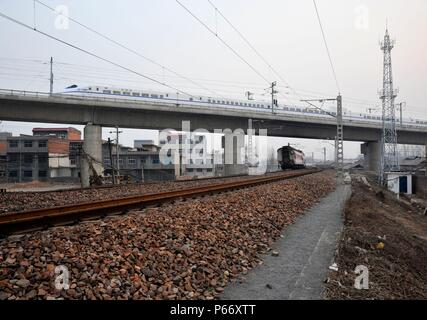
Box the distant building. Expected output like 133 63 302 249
102 141 175 182
33 127 83 178
32 127 82 140
158 131 216 179
0 127 84 183
4 135 72 182
0 133 11 182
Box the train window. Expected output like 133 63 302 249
230 102 234 105
151 94 158 98
160 95 164 99
284 107 288 110
123 92 130 96
166 94 168 97
132 92 140 97
290 108 295 111
141 93 149 98
103 90 111 94
222 101 225 104
189 97 193 101
212 100 216 103
96 87 99 91
89 87 92 90
244 103 247 106
199 97 202 100
226 101 230 105
208 99 211 103
113 90 121 94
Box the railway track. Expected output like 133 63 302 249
0 169 320 236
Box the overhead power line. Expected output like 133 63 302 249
0 11 194 96
34 0 224 98
312 0 341 94
206 0 300 105
176 0 271 85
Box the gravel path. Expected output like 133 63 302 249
220 183 351 300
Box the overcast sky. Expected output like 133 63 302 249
0 0 426 160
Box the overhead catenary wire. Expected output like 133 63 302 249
206 0 301 105
176 0 272 86
0 11 194 97
34 0 225 99
312 0 341 94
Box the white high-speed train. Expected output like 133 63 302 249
59 85 427 127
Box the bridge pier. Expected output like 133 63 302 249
361 141 381 172
80 123 103 187
222 131 247 176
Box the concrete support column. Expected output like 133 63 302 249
361 141 381 172
222 130 247 176
80 123 103 187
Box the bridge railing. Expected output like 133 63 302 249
0 88 426 131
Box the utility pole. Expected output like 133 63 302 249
270 81 278 114
49 57 53 95
379 28 399 185
107 138 116 185
301 96 344 182
109 127 122 181
395 102 405 127
336 94 344 180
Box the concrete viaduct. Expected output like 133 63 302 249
1 90 426 185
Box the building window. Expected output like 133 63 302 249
38 141 47 148
8 154 18 162
128 158 136 165
38 170 47 178
24 141 33 148
104 158 111 166
23 170 32 178
38 156 47 164
9 141 18 148
152 156 160 164
118 159 124 165
24 155 33 164
70 157 76 165
9 171 18 177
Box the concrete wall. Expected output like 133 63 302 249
80 124 103 187
361 141 381 171
415 175 427 198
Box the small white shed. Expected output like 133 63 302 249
387 172 413 195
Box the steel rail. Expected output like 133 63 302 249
0 169 320 236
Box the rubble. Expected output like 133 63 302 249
0 171 335 300
324 178 427 299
